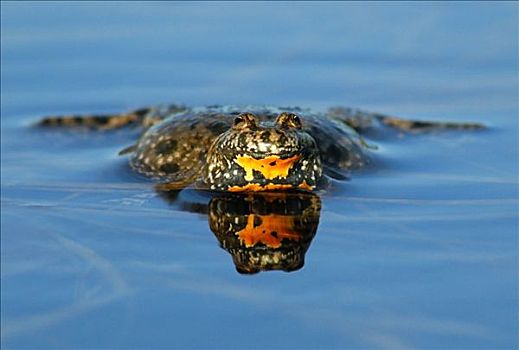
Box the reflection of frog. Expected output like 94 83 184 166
208 192 321 274
158 189 321 274
38 105 484 192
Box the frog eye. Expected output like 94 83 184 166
291 114 301 127
233 115 245 126
233 112 258 129
276 112 302 129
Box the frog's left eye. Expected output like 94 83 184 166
233 112 258 130
276 112 302 129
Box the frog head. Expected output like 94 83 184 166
204 112 323 192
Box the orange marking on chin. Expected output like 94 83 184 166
235 154 301 181
237 214 301 248
228 183 294 192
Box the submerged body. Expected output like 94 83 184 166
38 104 484 192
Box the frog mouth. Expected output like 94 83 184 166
237 147 301 160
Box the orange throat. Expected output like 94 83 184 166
227 154 316 192
235 154 300 181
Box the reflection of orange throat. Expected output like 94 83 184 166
235 154 300 181
236 214 301 248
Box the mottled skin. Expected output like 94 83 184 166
122 105 366 192
38 104 484 192
128 110 231 186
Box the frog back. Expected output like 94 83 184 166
302 113 368 172
129 111 232 183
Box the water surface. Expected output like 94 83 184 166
1 2 518 349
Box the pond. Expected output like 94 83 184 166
1 2 518 349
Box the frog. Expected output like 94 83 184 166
38 104 484 192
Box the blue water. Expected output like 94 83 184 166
1 2 518 349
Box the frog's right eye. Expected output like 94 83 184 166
233 115 245 126
233 113 258 129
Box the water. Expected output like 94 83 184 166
1 2 518 349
